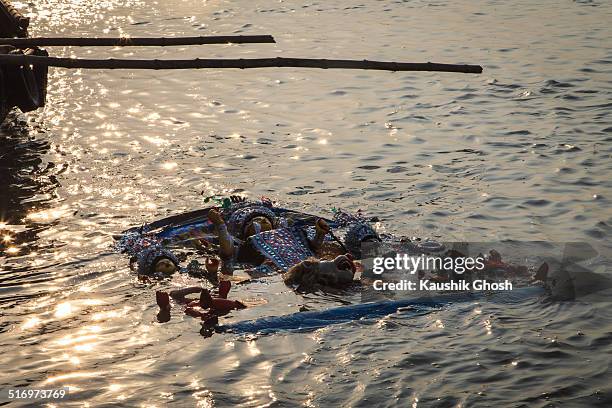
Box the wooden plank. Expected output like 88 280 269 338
0 54 483 74
0 35 277 47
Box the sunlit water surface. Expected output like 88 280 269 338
1 0 611 406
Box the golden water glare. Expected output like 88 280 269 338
45 372 102 384
1 0 608 406
54 302 73 318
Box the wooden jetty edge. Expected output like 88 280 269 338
0 55 483 74
0 35 276 47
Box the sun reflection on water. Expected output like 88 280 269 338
45 371 102 384
22 317 42 330
161 162 178 170
55 302 74 318
27 205 73 222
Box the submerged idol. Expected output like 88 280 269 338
115 196 610 334
117 196 382 290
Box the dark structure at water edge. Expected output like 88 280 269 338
0 0 48 124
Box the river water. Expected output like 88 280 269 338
1 0 611 406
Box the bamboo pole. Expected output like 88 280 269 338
0 35 276 47
0 54 483 73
